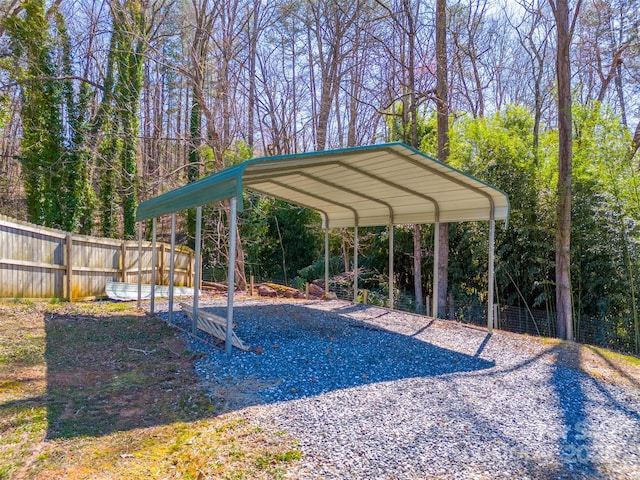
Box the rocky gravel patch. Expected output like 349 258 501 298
158 298 640 479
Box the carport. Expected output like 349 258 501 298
135 142 509 354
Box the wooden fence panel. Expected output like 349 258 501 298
0 216 66 299
0 215 195 300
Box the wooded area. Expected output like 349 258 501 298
0 0 638 352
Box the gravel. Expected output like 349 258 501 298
157 298 640 479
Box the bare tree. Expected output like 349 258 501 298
449 0 491 118
304 0 362 151
574 0 637 109
508 0 554 160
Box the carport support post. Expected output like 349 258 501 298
389 224 394 309
324 228 329 295
151 217 157 314
168 213 176 323
193 206 202 336
137 222 142 308
226 196 238 356
488 215 495 333
354 226 359 302
432 222 440 318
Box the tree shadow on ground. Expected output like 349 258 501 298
184 303 496 410
551 343 640 477
178 301 640 479
44 310 216 439
464 340 640 479
551 345 597 475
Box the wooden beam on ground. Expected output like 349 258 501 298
179 302 250 351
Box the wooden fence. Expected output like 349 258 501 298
0 215 195 301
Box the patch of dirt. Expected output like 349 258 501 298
203 375 283 412
576 344 640 389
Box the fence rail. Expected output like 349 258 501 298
0 215 195 301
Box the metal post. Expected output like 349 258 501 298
324 228 329 295
150 217 157 314
226 196 238 356
389 223 394 309
137 222 142 308
168 213 176 323
353 226 358 302
432 222 440 318
193 206 202 336
488 215 495 333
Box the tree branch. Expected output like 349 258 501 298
4 75 104 91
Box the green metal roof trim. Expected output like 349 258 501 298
136 142 510 228
136 164 245 221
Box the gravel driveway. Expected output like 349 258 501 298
161 298 640 479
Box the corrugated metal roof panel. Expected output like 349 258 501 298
136 142 509 228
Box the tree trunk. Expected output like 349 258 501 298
399 0 423 310
436 0 450 318
437 223 449 317
551 0 578 341
247 1 259 148
413 224 423 309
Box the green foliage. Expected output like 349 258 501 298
3 1 95 232
0 94 10 130
441 103 639 352
223 140 254 168
187 92 202 243
448 106 552 310
385 102 435 148
565 103 640 351
94 0 147 239
240 195 322 283
114 2 145 240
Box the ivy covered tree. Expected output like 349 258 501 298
95 0 148 238
3 0 94 232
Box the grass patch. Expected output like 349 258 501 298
255 449 302 468
0 301 300 479
586 345 640 367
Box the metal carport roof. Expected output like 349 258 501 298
136 142 509 226
135 142 510 355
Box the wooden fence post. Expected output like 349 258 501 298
66 233 73 302
159 243 165 286
120 241 127 282
250 275 254 296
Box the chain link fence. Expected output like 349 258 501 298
203 265 639 357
